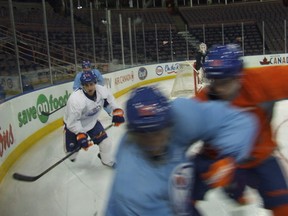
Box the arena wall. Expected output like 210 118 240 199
0 53 287 183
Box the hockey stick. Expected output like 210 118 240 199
12 147 81 182
12 124 114 182
104 123 114 131
41 105 66 116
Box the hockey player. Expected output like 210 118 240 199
63 71 124 167
194 42 207 84
194 44 288 215
194 42 207 71
73 60 111 113
73 60 105 90
105 85 258 215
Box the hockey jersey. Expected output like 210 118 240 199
196 65 288 168
64 84 118 134
105 98 258 215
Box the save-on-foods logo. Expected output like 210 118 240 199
155 66 164 76
18 91 70 127
138 67 148 80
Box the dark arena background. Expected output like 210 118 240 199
0 0 287 100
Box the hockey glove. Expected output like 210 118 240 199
76 133 93 150
201 157 235 188
112 108 125 126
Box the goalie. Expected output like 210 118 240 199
194 42 208 84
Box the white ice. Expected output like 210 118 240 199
0 79 287 216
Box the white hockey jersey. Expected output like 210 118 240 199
64 85 119 134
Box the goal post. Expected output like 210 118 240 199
170 61 204 99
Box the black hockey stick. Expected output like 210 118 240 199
12 147 81 182
104 123 114 131
12 124 114 182
41 105 66 116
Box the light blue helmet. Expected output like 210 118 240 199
203 44 243 79
126 86 172 133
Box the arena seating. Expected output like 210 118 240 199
0 0 287 76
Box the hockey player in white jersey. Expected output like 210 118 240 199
63 71 124 167
73 60 112 114
105 85 258 215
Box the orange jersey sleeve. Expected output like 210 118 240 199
195 65 288 168
234 66 288 168
236 66 288 105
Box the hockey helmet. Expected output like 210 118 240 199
126 86 172 133
82 60 91 69
203 44 243 79
199 42 207 54
80 71 96 85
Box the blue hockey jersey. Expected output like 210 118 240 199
105 97 258 216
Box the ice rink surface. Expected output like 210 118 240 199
0 79 288 216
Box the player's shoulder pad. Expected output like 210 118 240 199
96 84 109 97
71 88 83 96
172 97 205 113
171 98 205 126
92 68 101 75
74 87 82 92
172 98 255 123
67 89 86 105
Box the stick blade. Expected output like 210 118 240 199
13 173 39 182
41 111 50 116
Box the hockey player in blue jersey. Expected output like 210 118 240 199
73 60 105 90
105 85 258 215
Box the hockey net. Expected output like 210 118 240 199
170 61 205 99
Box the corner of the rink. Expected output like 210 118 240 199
0 118 63 183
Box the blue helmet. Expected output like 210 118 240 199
203 44 243 79
82 60 91 69
126 86 172 133
80 71 96 85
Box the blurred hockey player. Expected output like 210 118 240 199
73 60 105 90
63 71 125 167
105 85 258 215
194 44 288 215
194 42 207 84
